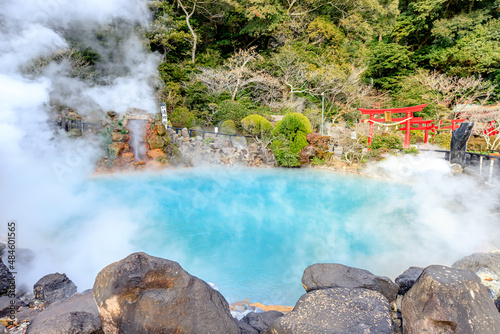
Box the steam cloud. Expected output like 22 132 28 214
0 0 161 291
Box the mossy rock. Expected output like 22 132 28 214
157 156 169 164
108 142 125 160
162 135 171 145
148 135 165 149
155 124 166 136
111 132 129 142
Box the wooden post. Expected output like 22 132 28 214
479 156 483 176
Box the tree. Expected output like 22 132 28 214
307 62 372 122
176 0 200 63
271 45 311 102
146 1 191 61
414 70 495 119
459 106 500 150
196 47 279 101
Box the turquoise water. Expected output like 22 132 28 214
88 168 415 305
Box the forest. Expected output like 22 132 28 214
46 0 500 165
142 0 500 125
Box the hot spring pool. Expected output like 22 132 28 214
82 167 424 306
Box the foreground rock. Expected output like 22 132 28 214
452 252 500 301
265 288 393 334
395 266 424 295
302 263 398 303
28 290 102 334
240 311 283 333
33 273 77 305
93 252 239 334
0 259 13 297
402 265 500 333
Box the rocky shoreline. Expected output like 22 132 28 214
1 251 500 333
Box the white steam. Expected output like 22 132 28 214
360 152 500 274
0 0 160 292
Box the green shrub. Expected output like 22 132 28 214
271 112 313 140
214 100 249 128
371 133 402 150
241 114 273 138
271 137 300 167
290 130 309 153
221 120 236 135
170 106 196 128
410 131 424 144
310 157 326 165
403 147 420 154
429 132 452 149
270 113 313 167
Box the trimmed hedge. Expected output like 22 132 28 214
241 114 273 138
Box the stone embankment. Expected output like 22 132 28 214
1 252 500 333
96 110 277 172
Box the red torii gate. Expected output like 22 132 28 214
359 104 427 149
439 119 466 131
398 119 437 146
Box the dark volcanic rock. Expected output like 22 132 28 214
28 290 102 334
395 266 424 295
452 252 500 300
265 288 393 334
242 311 283 332
34 273 77 305
402 265 500 333
237 320 259 334
0 258 13 297
302 263 398 303
93 252 239 334
0 295 26 318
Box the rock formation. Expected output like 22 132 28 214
265 288 393 334
302 263 399 303
402 265 500 333
93 252 239 334
33 273 77 305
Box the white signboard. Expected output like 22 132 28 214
160 103 168 126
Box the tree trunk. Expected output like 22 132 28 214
178 0 198 63
185 15 197 63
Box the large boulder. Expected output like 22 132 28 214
265 288 393 334
395 266 424 295
452 252 500 300
93 252 239 334
302 263 398 303
402 265 500 333
28 290 102 334
33 273 77 305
